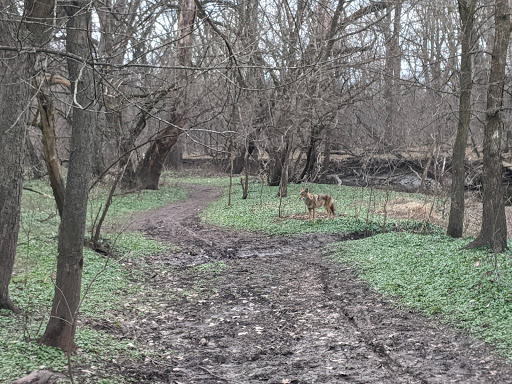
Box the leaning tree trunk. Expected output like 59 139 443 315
0 0 54 313
37 91 66 217
133 0 196 190
467 0 510 252
39 0 95 352
447 0 476 238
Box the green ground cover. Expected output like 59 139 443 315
2 173 511 382
330 233 512 358
180 176 512 359
1 178 186 383
193 177 441 235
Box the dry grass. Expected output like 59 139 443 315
382 194 512 239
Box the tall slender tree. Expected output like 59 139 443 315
39 0 96 351
0 0 55 313
467 0 510 252
447 0 477 238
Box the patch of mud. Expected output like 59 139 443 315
97 184 511 383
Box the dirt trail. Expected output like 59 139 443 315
110 184 511 383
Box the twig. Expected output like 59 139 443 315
23 187 54 199
198 366 228 382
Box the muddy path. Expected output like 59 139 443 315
104 184 512 383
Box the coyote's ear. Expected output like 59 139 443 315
305 188 309 193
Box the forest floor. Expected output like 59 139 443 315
93 184 512 383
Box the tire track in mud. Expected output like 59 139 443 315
118 184 512 384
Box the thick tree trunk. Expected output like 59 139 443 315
276 137 293 197
232 141 256 175
447 0 476 238
467 0 510 252
135 126 181 189
0 52 29 313
134 0 196 190
39 0 95 352
167 139 184 171
0 0 54 313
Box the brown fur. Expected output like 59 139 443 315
299 188 335 223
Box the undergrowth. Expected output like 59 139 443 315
186 176 512 359
330 233 512 358
1 178 185 383
197 178 442 236
4 173 512 382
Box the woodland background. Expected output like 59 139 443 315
2 0 512 358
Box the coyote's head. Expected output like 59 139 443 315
299 188 310 200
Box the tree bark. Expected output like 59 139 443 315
0 0 54 313
39 0 95 352
467 0 510 252
268 148 285 186
37 91 65 217
299 125 321 181
0 48 29 314
447 0 476 238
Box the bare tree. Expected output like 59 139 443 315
0 0 55 313
466 0 510 252
448 0 477 238
383 0 402 147
132 0 197 190
39 0 96 351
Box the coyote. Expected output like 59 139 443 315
299 188 335 223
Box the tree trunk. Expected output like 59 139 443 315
467 0 510 252
0 0 54 313
39 0 95 352
268 148 284 186
276 137 293 197
383 1 402 146
242 145 249 199
0 50 30 314
299 125 321 181
447 0 476 238
37 91 65 217
133 0 196 190
135 126 182 189
232 141 256 175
